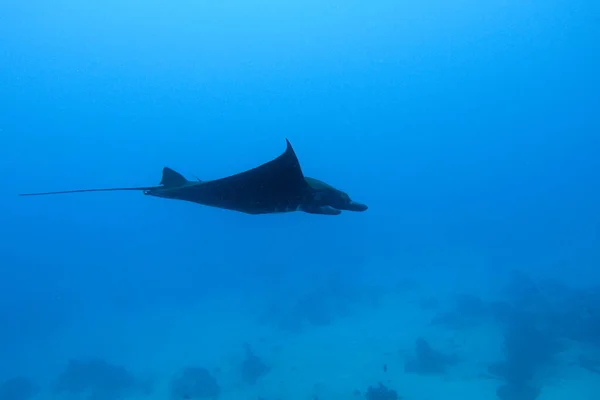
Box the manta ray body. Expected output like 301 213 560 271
19 140 368 216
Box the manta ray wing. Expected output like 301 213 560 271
148 139 310 214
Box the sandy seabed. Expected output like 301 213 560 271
15 282 600 400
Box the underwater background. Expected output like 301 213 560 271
1 0 599 399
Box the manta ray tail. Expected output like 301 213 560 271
18 186 160 196
18 167 190 197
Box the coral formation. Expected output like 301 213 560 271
365 383 400 400
0 377 39 400
404 338 459 375
53 358 152 400
240 343 270 385
170 367 220 400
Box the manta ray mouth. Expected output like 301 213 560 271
346 202 368 212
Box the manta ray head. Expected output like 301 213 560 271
315 189 368 212
299 183 368 215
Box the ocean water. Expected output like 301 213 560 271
1 1 599 400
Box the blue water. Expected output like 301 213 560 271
1 1 599 399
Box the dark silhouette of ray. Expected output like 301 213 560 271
19 140 367 216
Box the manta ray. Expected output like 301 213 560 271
19 139 368 216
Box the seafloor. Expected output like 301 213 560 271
2 268 600 400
